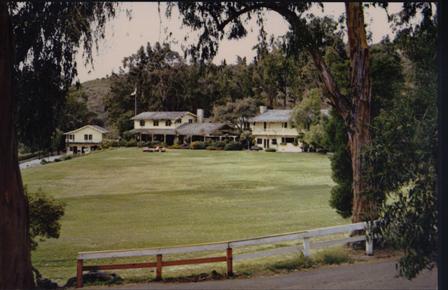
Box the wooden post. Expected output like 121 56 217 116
76 259 83 288
303 237 310 257
156 254 163 281
226 247 233 277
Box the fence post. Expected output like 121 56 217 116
303 237 311 257
365 222 374 256
76 259 83 288
226 247 233 277
156 254 163 280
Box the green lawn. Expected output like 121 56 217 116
21 148 347 283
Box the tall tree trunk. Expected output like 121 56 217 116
0 3 35 289
345 2 375 223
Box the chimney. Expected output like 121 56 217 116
259 106 267 114
197 108 204 123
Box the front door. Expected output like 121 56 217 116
263 139 269 149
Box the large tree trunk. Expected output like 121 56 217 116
0 3 35 289
345 2 375 223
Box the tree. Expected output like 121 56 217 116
172 2 378 222
364 13 437 278
212 97 260 132
1 3 116 288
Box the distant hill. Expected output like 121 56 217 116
77 77 112 123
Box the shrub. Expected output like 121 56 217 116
18 152 41 161
265 148 277 152
206 146 219 150
63 155 72 161
26 188 65 251
111 140 120 147
101 140 112 149
191 141 206 150
53 158 61 162
169 144 183 149
211 141 226 149
40 159 49 165
224 142 243 151
126 139 137 147
118 139 127 147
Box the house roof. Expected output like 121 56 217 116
176 123 232 136
128 128 177 135
249 110 293 122
131 111 195 121
64 125 108 135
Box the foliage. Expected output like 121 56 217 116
365 17 437 279
291 88 322 131
223 142 243 151
9 2 117 152
212 97 260 132
265 148 276 153
190 141 207 150
26 188 65 251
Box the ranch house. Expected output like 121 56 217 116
64 125 108 154
129 109 237 145
249 106 302 152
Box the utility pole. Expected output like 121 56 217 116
131 87 137 116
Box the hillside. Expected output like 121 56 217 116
77 77 112 122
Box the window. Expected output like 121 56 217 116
153 120 159 126
166 120 172 126
84 134 88 141
271 139 277 145
139 120 145 127
285 137 295 143
257 138 263 145
282 122 288 128
88 134 92 140
188 119 193 123
263 122 267 130
175 119 181 124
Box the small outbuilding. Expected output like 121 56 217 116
64 125 108 154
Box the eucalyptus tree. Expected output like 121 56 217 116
0 3 117 288
171 2 380 223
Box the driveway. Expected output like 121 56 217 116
93 259 437 290
19 154 64 169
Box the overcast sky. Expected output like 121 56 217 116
76 2 403 83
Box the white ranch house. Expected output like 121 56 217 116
64 125 108 154
129 109 238 145
249 106 302 152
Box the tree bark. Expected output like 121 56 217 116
345 2 375 223
0 3 35 289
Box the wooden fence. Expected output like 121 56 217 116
76 222 372 288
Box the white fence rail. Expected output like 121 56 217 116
76 222 373 288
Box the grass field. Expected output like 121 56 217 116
21 148 348 283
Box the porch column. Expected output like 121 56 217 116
163 134 166 144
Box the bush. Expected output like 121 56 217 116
118 139 127 147
206 146 219 150
224 142 243 151
265 148 277 152
26 188 65 251
191 141 206 150
211 141 226 149
40 159 49 165
169 144 183 149
101 140 112 149
53 158 61 162
63 155 72 161
18 151 41 162
126 139 137 147
111 140 120 147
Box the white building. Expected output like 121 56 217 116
249 106 302 152
64 125 108 154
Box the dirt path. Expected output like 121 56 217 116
92 259 437 290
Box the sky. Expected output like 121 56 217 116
76 3 403 83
